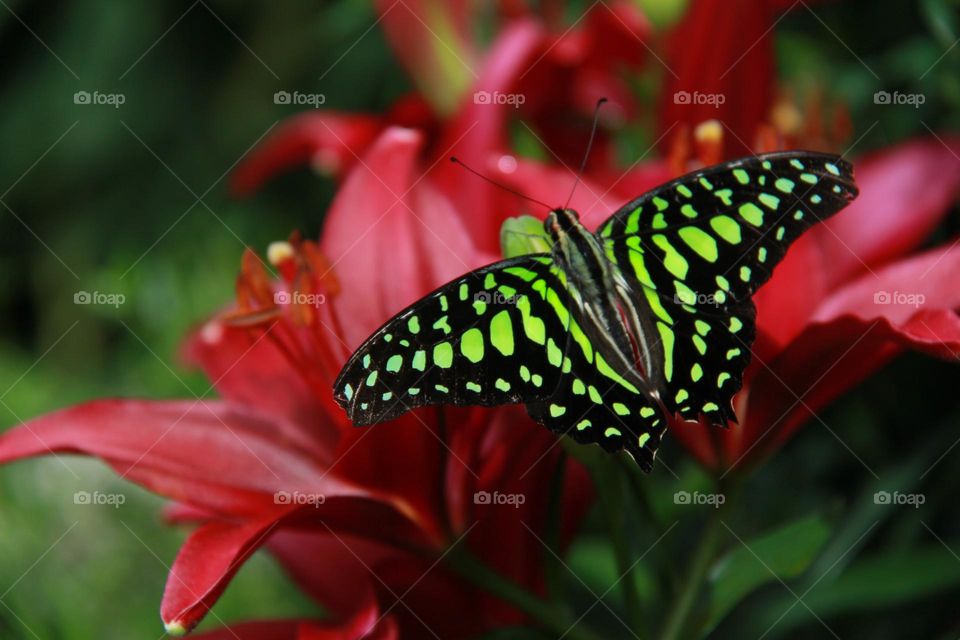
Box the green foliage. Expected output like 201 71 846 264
705 514 832 633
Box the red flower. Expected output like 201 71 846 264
669 137 960 470
232 2 653 237
0 126 592 638
658 0 845 160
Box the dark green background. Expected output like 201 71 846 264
0 1 958 638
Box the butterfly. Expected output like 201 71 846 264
333 152 858 471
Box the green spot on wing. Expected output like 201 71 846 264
678 226 719 262
489 310 514 356
652 234 689 279
657 321 675 382
407 316 420 334
386 355 403 373
412 350 426 371
774 178 795 193
433 316 452 335
739 202 764 226
460 328 484 363
434 342 453 368
758 193 780 210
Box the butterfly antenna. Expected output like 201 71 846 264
450 156 553 211
564 97 608 210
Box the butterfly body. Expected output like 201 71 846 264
334 152 858 471
545 208 660 400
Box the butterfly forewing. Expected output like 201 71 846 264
334 252 666 469
335 255 571 424
599 152 858 426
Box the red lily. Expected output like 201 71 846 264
0 126 592 638
658 0 842 159
232 2 652 246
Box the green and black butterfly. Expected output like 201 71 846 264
333 152 858 471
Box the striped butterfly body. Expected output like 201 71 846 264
334 152 858 471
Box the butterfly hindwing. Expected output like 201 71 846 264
600 151 858 426
526 361 666 472
334 255 572 425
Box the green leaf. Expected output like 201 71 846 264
500 215 552 258
703 514 832 633
757 543 960 636
567 536 658 604
921 0 959 48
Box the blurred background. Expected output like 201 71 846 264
0 1 959 638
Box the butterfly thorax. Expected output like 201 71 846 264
544 209 613 304
544 208 656 395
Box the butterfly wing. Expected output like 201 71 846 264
524 359 666 471
334 251 666 469
598 151 858 426
335 254 573 424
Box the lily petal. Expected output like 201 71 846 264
0 400 353 517
753 233 832 360
737 310 958 466
320 127 483 348
813 242 960 329
659 0 779 157
811 137 960 288
164 523 401 638
231 112 382 196
182 320 343 458
433 20 546 251
162 517 283 635
375 0 477 115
